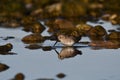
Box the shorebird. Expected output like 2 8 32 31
53 34 81 46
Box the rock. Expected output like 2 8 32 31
88 25 107 40
0 63 9 72
61 0 87 17
0 43 13 52
22 33 45 44
14 73 25 80
31 22 45 33
54 18 75 30
76 23 93 36
107 31 120 40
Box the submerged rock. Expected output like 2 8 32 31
22 33 45 44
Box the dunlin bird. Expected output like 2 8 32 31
54 34 81 46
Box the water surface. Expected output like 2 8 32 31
0 21 120 80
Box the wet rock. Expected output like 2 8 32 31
22 17 45 33
46 18 76 33
76 23 93 36
21 16 36 32
1 20 20 28
55 47 82 60
44 19 55 33
44 3 62 17
102 13 120 25
54 18 75 30
87 1 104 18
30 8 43 17
12 73 25 80
56 73 66 79
0 43 13 52
21 16 36 25
88 25 107 40
0 63 9 72
107 32 120 40
31 22 45 33
22 33 45 44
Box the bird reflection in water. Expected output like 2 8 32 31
54 47 82 60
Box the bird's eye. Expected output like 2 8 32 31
58 35 62 39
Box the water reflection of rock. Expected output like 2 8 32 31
0 36 15 40
55 47 82 60
89 40 120 49
0 63 9 72
0 52 17 55
35 78 55 80
25 44 42 50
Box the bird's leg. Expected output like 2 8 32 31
54 49 59 55
53 41 58 47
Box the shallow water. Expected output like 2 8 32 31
0 20 120 80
